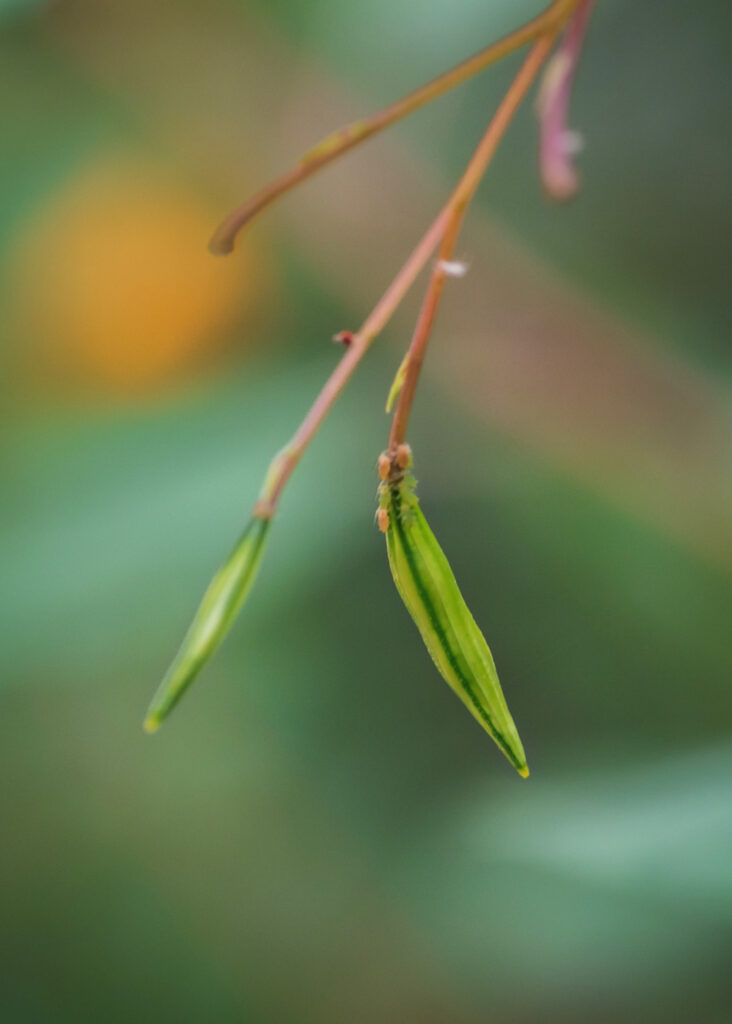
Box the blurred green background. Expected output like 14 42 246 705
1 0 731 1021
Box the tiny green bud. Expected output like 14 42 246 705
143 516 271 733
379 451 528 777
385 352 410 413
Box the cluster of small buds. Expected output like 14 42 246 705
377 444 412 482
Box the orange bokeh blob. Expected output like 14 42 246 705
12 155 257 394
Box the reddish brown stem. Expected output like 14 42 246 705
388 33 556 454
250 7 580 519
252 204 452 517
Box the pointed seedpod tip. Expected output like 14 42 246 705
380 456 527 776
143 516 271 730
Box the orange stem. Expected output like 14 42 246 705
254 33 557 518
388 33 556 453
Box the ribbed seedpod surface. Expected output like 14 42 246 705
379 451 528 777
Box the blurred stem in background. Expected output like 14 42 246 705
537 0 595 199
209 0 581 256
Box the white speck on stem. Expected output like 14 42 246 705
437 259 469 278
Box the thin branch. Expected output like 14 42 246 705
210 0 581 255
387 34 556 455
252 204 451 517
252 33 558 519
387 219 466 454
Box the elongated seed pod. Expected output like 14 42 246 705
143 516 270 732
379 456 528 777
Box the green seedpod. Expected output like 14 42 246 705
379 451 528 777
143 516 271 733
